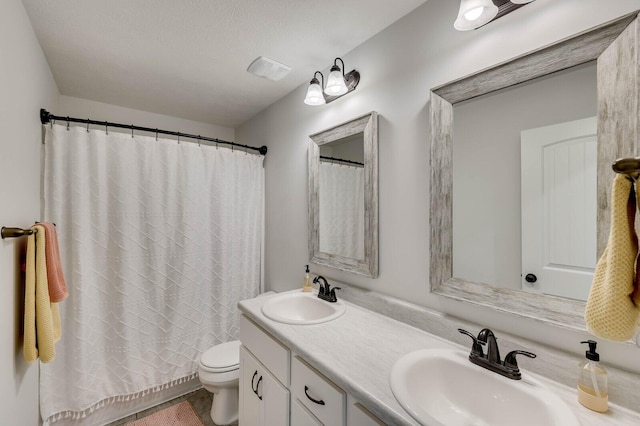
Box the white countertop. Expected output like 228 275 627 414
238 290 640 425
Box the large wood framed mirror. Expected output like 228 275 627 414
430 13 639 330
309 112 378 277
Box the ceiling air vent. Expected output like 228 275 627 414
247 56 291 81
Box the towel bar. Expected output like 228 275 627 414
1 227 38 239
612 157 640 174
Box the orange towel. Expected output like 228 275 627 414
40 222 68 302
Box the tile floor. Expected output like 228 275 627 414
105 388 236 426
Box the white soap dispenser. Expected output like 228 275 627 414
578 340 608 413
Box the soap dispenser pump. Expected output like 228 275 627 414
578 340 608 413
302 265 312 292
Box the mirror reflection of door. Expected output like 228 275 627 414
318 134 365 260
521 117 597 301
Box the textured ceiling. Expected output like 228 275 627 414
23 0 428 127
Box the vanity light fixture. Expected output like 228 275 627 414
303 57 360 106
454 0 536 31
304 72 326 106
454 0 498 31
324 58 349 96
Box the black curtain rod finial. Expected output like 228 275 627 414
40 108 52 124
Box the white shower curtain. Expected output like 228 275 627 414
319 162 364 259
40 124 264 424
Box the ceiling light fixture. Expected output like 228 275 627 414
454 0 536 31
303 57 360 106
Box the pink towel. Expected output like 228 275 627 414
40 222 68 302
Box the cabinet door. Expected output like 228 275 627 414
261 367 290 425
240 346 262 426
240 345 290 426
291 399 322 426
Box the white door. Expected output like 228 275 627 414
521 117 597 300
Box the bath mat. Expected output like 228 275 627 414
127 401 204 426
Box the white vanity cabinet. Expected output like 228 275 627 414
240 314 385 426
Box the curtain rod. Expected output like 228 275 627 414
40 109 268 156
320 155 364 166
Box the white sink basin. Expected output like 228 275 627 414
261 291 346 325
390 349 579 426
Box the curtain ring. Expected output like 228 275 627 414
131 125 134 138
177 133 180 144
50 119 54 129
86 119 90 132
155 129 158 141
245 146 248 155
216 140 218 149
232 144 234 152
105 121 108 135
66 117 70 130
197 136 201 147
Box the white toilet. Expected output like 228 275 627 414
198 340 241 425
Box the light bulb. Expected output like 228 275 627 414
464 6 483 21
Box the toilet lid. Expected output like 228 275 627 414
200 340 241 372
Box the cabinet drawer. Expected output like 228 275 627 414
240 314 290 386
347 397 386 426
291 355 345 426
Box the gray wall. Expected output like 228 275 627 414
0 1 59 424
58 96 235 142
237 0 640 373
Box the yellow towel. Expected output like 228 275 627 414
585 175 640 341
24 225 61 363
